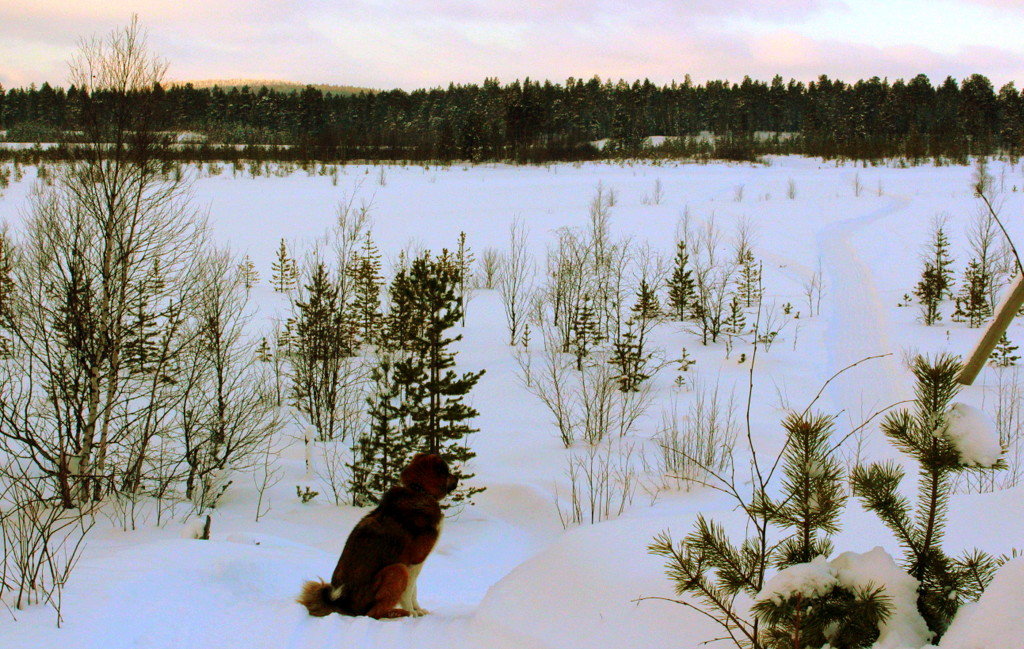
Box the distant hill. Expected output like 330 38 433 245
169 79 374 95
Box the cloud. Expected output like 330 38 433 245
0 0 1021 90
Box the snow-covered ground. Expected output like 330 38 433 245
1 157 1023 648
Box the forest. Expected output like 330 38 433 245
1 73 1021 163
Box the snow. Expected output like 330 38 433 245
831 548 932 649
1 157 1023 648
942 403 1003 467
757 548 931 649
757 555 837 603
939 558 1024 649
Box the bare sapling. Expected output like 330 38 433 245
497 217 535 345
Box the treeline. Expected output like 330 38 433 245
2 73 1023 163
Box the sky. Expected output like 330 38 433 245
1 0 1024 90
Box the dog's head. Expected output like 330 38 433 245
401 453 458 499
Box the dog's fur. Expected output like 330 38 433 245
297 453 457 619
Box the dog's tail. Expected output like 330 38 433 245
297 580 349 617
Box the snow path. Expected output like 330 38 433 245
818 195 912 458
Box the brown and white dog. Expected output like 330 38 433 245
297 453 457 619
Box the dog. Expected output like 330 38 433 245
298 453 457 619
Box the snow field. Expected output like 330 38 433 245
1 156 1024 648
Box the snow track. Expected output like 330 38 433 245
818 196 912 458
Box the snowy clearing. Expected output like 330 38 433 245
1 156 1023 649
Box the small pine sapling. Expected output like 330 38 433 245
650 410 891 649
752 413 891 649
852 354 1006 640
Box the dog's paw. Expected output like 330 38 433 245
411 607 429 617
375 608 411 620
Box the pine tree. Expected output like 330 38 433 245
852 354 1005 639
991 333 1020 367
651 412 891 649
239 255 260 290
667 239 695 321
388 252 485 503
752 413 891 649
271 239 298 293
348 231 383 346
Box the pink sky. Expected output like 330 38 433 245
2 0 1023 89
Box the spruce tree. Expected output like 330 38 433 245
388 252 485 503
991 333 1020 367
456 231 474 326
290 262 355 441
956 259 992 327
0 228 13 325
271 239 298 293
914 221 954 325
610 318 651 392
0 229 15 357
239 255 260 290
667 239 695 321
737 249 763 308
632 278 661 323
915 263 944 325
569 296 602 371
852 354 1004 639
348 231 383 347
255 337 272 362
726 295 747 335
349 356 411 506
123 261 165 375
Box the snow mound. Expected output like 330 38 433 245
757 555 836 603
941 403 1002 467
471 515 715 649
757 547 931 649
939 558 1024 649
